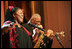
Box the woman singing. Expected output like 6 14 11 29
1 6 33 48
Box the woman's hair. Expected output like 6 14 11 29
4 6 21 22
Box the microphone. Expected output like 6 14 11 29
28 23 46 32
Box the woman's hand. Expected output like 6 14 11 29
1 21 14 34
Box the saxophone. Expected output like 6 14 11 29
33 29 65 48
34 31 44 48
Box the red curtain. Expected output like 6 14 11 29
1 1 8 26
43 1 71 48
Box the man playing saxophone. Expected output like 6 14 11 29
27 13 54 48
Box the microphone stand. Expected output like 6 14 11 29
55 34 64 48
